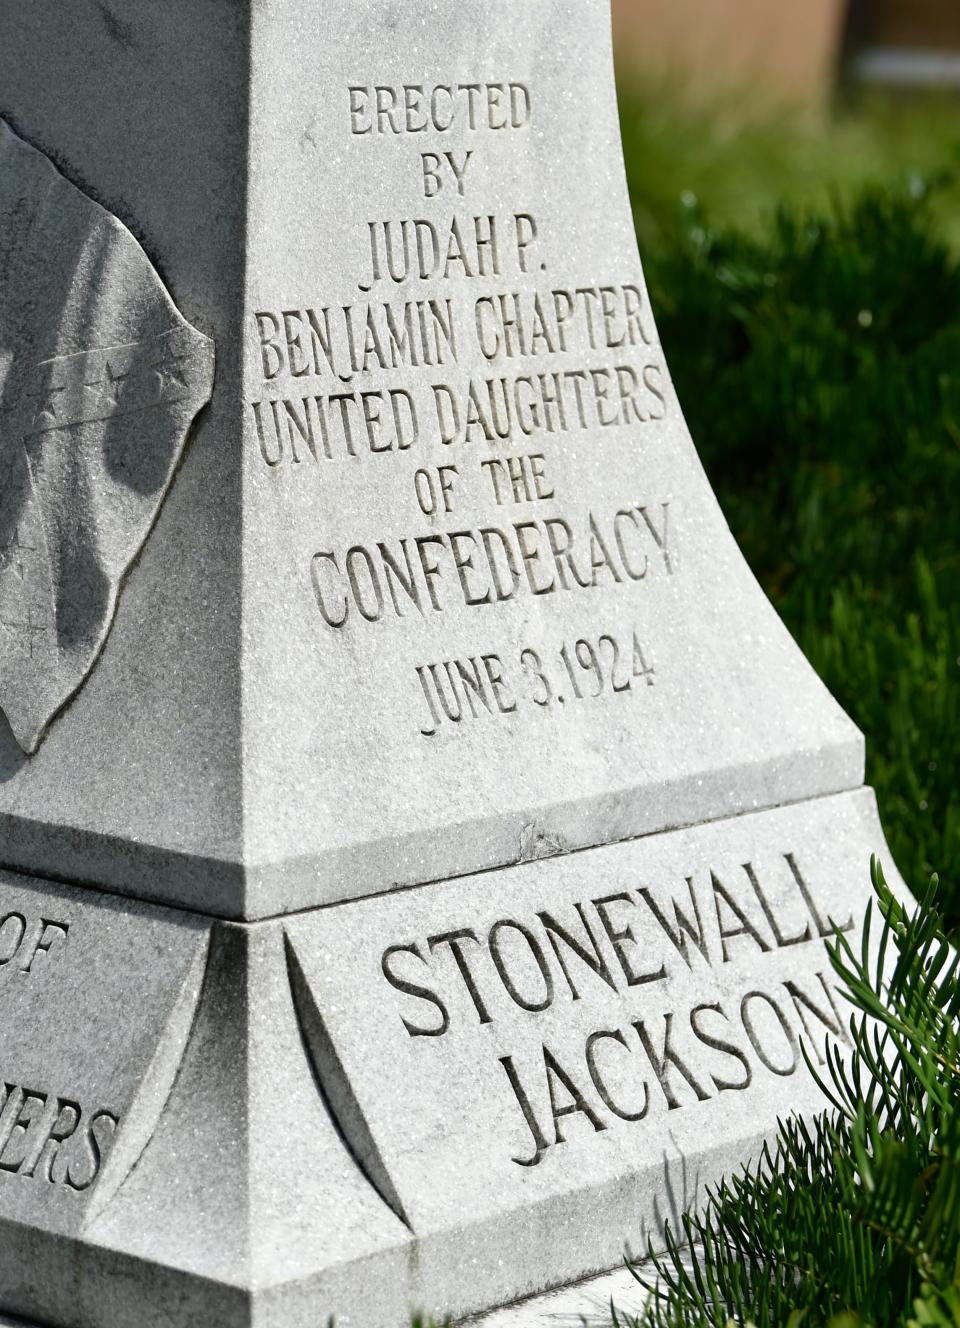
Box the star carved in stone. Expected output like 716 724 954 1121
25 377 66 431
84 358 130 411
151 342 191 402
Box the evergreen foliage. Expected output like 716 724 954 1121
614 861 960 1327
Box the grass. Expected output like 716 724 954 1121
617 81 960 252
621 87 960 927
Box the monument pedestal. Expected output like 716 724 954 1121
0 790 896 1327
0 2 902 1325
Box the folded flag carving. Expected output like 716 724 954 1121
0 119 215 754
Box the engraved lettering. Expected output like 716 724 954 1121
381 944 450 1038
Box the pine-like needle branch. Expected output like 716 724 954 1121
621 858 959 1328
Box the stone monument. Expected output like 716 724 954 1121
0 2 902 1325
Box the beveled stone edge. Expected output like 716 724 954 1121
0 735 864 922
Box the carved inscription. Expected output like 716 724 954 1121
251 286 661 458
309 503 672 628
0 1081 117 1190
347 82 533 137
380 852 855 1167
0 911 68 979
0 897 113 1191
415 624 656 736
247 79 674 736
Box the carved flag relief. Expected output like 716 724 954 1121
0 119 214 754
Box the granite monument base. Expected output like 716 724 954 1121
0 788 898 1328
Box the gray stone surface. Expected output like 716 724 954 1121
0 3 906 1327
0 869 208 1227
0 120 214 756
284 788 891 1320
0 0 861 919
0 1263 651 1327
0 790 902 1328
471 1264 649 1326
